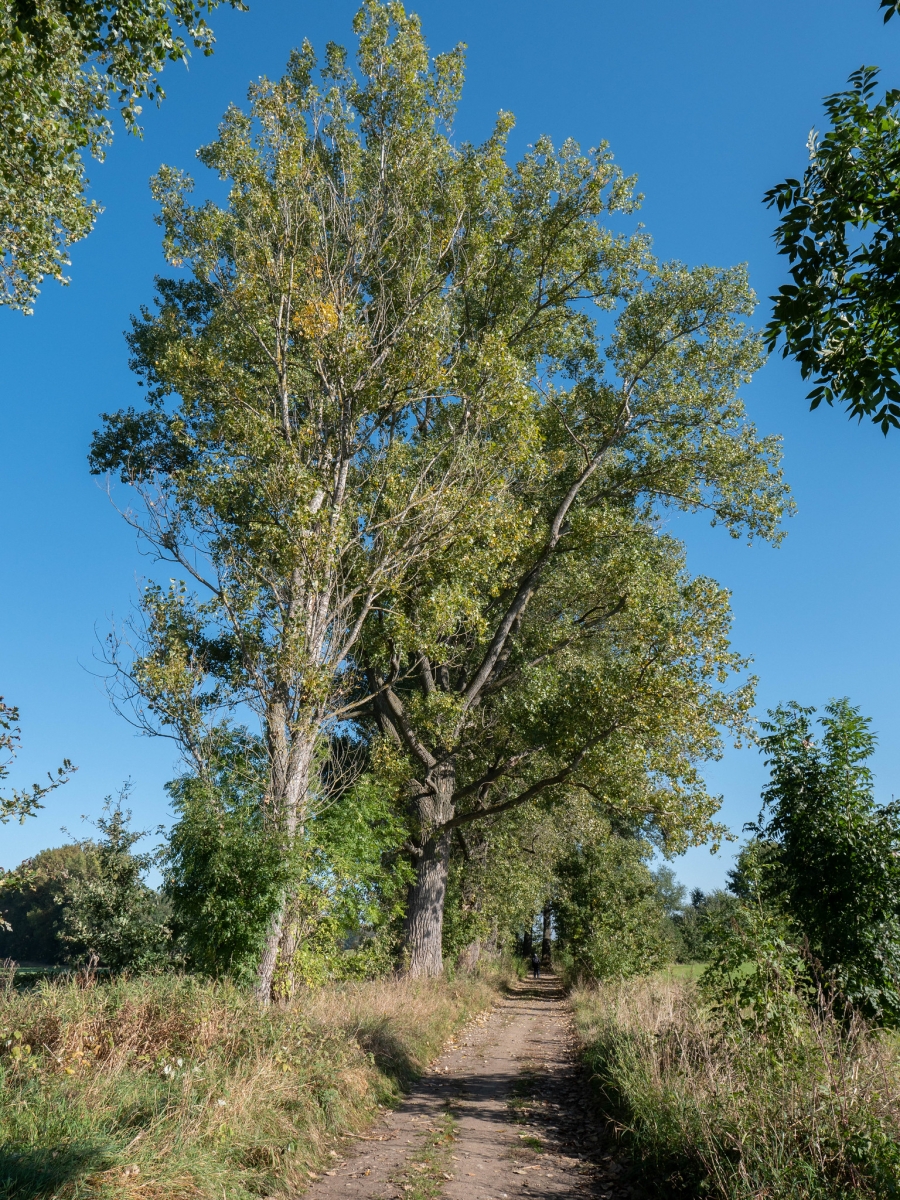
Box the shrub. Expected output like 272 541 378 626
751 699 900 1023
59 794 171 971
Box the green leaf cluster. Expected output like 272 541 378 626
750 700 900 1022
0 0 244 310
765 67 900 432
59 789 171 971
553 832 673 982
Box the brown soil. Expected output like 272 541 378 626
302 973 640 1200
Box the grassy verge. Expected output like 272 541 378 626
572 975 900 1200
0 967 508 1199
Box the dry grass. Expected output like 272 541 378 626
0 967 508 1199
572 975 900 1199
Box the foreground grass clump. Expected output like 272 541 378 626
573 976 900 1199
0 968 503 1198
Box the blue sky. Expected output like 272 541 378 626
1 0 899 890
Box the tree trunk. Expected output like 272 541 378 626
255 907 286 1004
403 760 455 977
522 926 533 959
457 937 482 973
541 902 552 966
254 720 317 1002
404 829 451 977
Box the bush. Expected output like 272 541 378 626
164 736 295 982
751 700 900 1023
59 795 171 971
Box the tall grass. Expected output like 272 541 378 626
0 968 505 1199
572 976 900 1199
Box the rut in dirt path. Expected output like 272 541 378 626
302 974 642 1200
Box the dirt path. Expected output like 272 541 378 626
303 974 639 1200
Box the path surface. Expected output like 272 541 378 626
303 974 641 1200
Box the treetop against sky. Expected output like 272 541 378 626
1 0 899 894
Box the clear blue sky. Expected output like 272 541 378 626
2 0 899 891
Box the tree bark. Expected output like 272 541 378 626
541 902 552 966
457 937 482 973
254 720 317 1002
403 829 451 977
403 759 455 977
255 908 286 1004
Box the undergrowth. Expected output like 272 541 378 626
0 967 506 1199
572 975 900 1200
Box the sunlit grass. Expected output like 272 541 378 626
0 969 507 1198
573 974 900 1200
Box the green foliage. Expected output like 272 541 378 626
60 789 171 970
0 842 97 963
554 834 674 981
165 728 412 983
165 732 296 981
765 67 900 432
672 887 740 963
700 895 815 1037
0 0 244 311
750 699 900 1023
309 769 414 977
0 695 74 824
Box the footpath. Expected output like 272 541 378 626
303 973 642 1200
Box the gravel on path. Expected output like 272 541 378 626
301 973 641 1200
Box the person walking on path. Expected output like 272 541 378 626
530 950 541 979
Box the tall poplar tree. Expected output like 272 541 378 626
92 1 790 991
358 302 789 973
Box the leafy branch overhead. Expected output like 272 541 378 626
765 68 900 433
0 0 245 312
